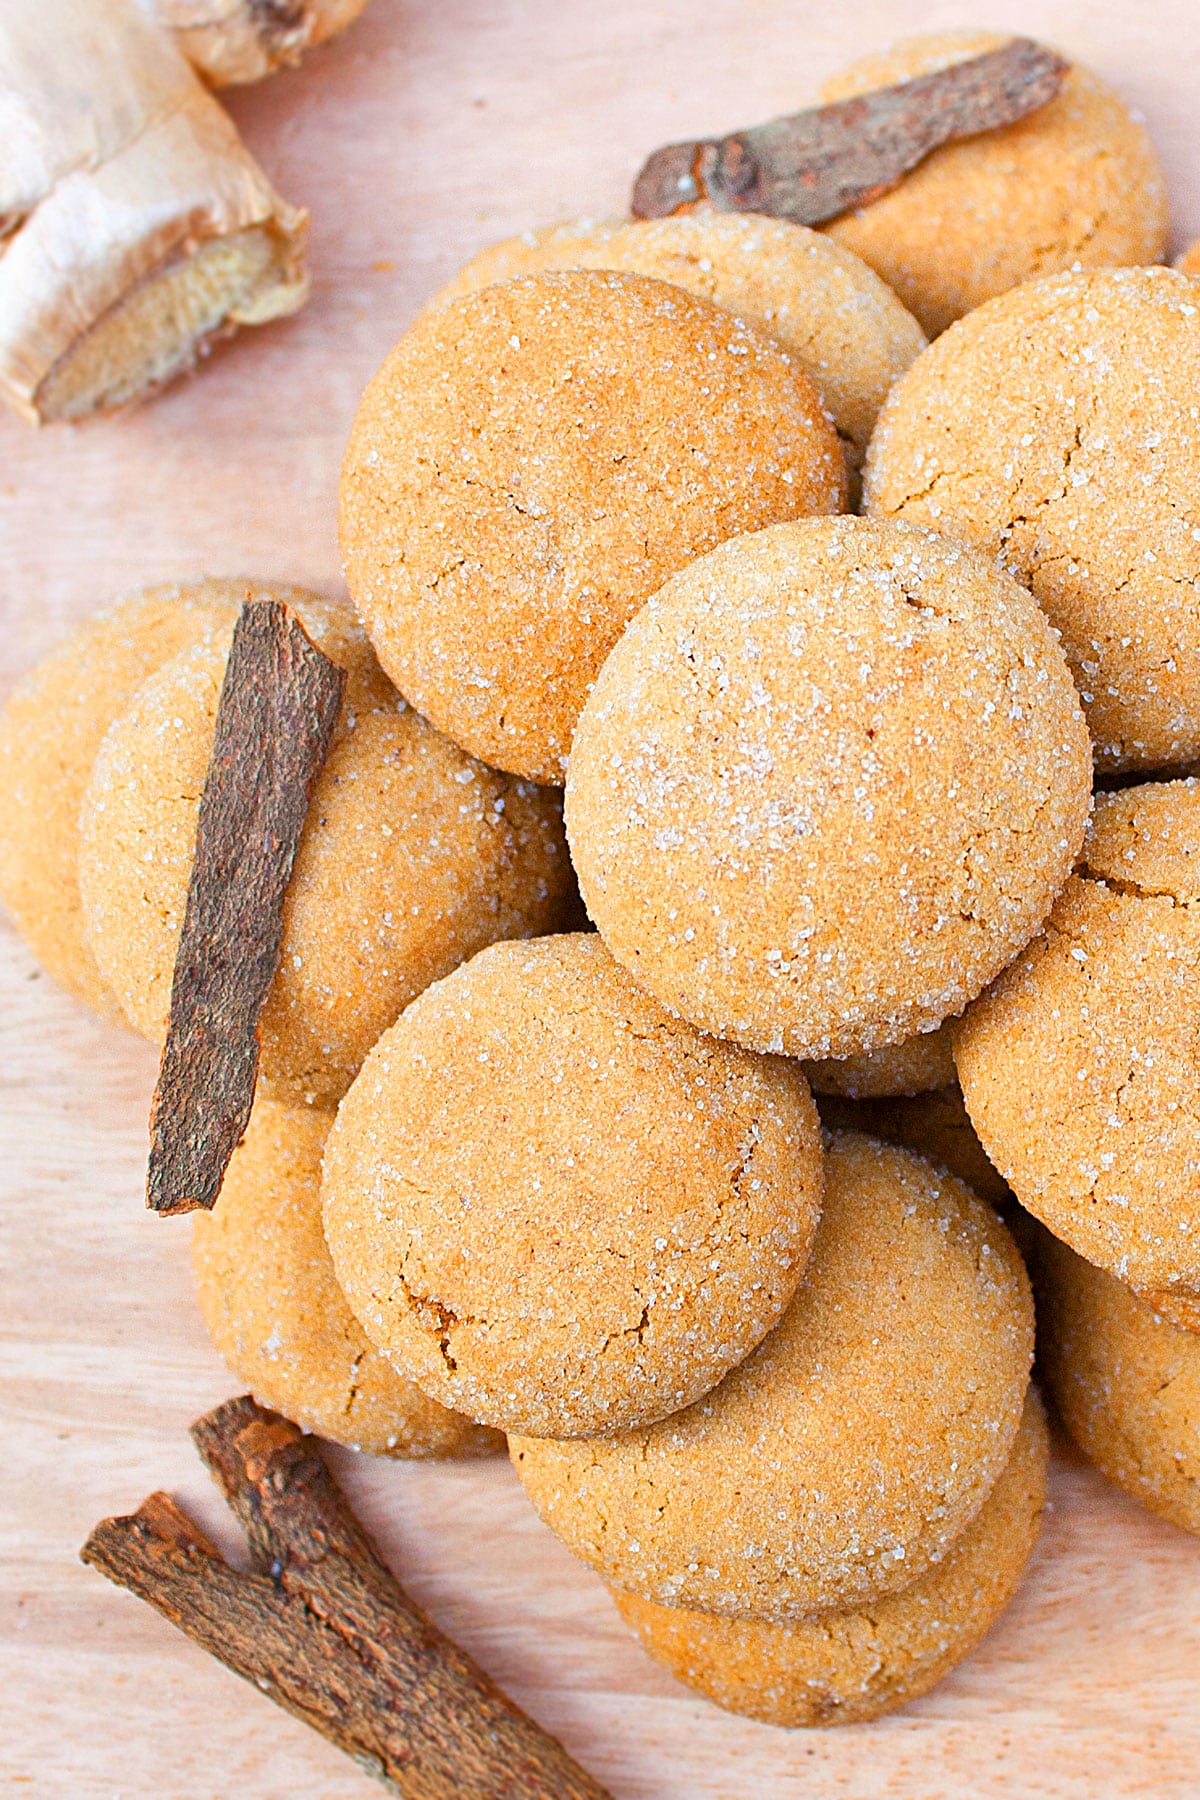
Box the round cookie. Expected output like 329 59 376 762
322 933 824 1440
612 1388 1047 1727
80 633 569 1106
0 578 305 1013
816 1084 1011 1214
340 268 846 784
1179 238 1200 279
1038 1233 1200 1535
427 212 927 477
510 1132 1033 1620
1131 1287 1200 1336
819 32 1167 338
955 781 1200 1294
193 1096 501 1458
866 266 1200 772
566 515 1091 1060
804 1022 955 1099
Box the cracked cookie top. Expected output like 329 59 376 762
339 267 846 784
818 31 1167 338
609 1387 1047 1727
510 1131 1033 1620
424 211 927 486
320 932 823 1440
79 622 571 1108
1037 1230 1200 1535
192 1094 502 1460
865 265 1200 771
566 514 1091 1061
955 779 1200 1291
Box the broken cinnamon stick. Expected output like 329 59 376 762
632 37 1068 227
81 1396 611 1800
146 599 344 1216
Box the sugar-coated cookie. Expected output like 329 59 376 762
0 579 289 1012
815 1084 1011 1213
193 1096 501 1458
820 32 1167 338
612 1389 1047 1726
428 212 926 479
511 1133 1033 1619
867 267 1200 771
804 1023 955 1099
1037 1231 1200 1535
340 269 845 783
80 626 570 1106
956 782 1200 1294
322 933 823 1440
567 516 1090 1060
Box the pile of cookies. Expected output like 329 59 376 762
5 28 1200 1730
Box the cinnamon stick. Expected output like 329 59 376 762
632 37 1068 228
81 1396 611 1800
146 598 344 1216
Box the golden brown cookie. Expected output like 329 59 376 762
566 515 1090 1060
1178 238 1200 279
1130 1287 1200 1335
340 269 845 784
804 1023 955 1098
1037 1233 1200 1534
427 212 926 478
322 933 823 1440
955 781 1200 1295
511 1132 1033 1619
819 32 1167 338
866 266 1200 772
612 1387 1047 1726
80 630 570 1106
0 579 297 1013
815 1084 1011 1214
193 1095 500 1458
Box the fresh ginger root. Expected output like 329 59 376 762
151 0 369 87
0 0 368 425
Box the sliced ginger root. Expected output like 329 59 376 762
0 0 364 424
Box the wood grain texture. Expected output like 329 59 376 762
2 2 1199 1795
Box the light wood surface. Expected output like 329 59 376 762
3 2 1200 1794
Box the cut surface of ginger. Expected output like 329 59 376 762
36 225 304 420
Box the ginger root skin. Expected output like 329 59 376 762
0 0 363 424
150 0 370 87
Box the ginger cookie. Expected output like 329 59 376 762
1038 1232 1200 1535
428 212 926 479
0 578 294 1014
511 1132 1033 1620
321 933 823 1441
804 1022 955 1099
816 1084 1012 1214
1179 238 1200 279
955 781 1200 1295
566 515 1090 1061
866 266 1200 772
79 629 570 1107
340 269 845 784
193 1095 501 1459
819 32 1166 338
1130 1287 1200 1336
612 1388 1047 1726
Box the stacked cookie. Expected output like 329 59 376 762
331 262 1084 1713
3 25 1197 1732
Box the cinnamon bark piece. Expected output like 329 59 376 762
632 37 1068 227
81 1396 611 1800
146 599 344 1216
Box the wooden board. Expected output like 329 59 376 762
3 2 1200 1794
